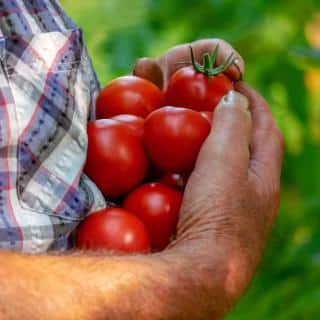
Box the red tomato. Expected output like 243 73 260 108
123 183 182 251
165 67 233 112
143 107 211 173
158 173 189 191
111 114 144 136
75 208 151 253
200 111 213 124
96 76 165 119
84 119 148 198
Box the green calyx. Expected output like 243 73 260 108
182 45 237 78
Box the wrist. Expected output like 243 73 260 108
165 234 256 315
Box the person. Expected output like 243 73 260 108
0 1 283 319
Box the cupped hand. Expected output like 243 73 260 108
170 84 283 318
134 40 283 318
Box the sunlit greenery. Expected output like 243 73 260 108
61 0 320 318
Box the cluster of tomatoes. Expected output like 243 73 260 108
75 47 234 253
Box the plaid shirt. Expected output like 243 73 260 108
0 0 106 253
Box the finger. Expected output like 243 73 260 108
158 38 245 87
235 82 284 184
195 90 251 178
132 57 164 89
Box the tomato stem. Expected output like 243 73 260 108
189 45 236 78
203 53 211 71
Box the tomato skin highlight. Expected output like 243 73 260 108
96 76 165 119
124 183 182 251
200 111 213 125
84 119 148 198
143 107 211 173
158 173 189 191
165 67 233 112
111 114 144 137
75 208 151 253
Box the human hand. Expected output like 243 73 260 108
134 39 281 272
134 39 282 318
163 84 283 318
133 38 244 89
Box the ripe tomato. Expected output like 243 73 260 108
111 114 144 137
165 67 233 112
158 173 189 191
84 119 148 198
75 208 151 253
123 183 182 251
200 111 213 124
96 76 165 119
143 107 211 173
165 46 234 111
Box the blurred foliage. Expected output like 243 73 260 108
61 0 320 318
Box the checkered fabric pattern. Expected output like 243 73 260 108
0 0 106 253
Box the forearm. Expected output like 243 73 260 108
0 251 167 320
0 244 240 320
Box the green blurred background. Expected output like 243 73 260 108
61 0 320 318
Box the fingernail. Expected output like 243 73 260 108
218 90 249 111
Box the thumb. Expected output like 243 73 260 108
195 90 252 178
133 57 164 90
177 90 252 236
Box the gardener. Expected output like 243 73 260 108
0 1 283 319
